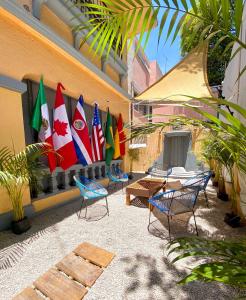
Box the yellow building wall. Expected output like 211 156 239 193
0 8 130 215
0 87 31 213
79 42 102 70
131 130 164 172
106 64 120 86
131 126 206 173
40 4 128 91
40 6 73 45
0 11 129 119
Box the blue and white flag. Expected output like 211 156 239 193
71 95 93 166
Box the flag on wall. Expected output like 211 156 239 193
71 95 93 166
113 113 126 159
52 83 77 170
31 77 56 172
118 113 126 156
91 103 104 161
105 108 115 166
113 127 120 159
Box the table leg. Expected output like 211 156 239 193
126 193 131 206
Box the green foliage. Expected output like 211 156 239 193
168 236 246 288
0 143 50 221
72 0 245 61
128 148 140 161
128 148 140 173
180 1 233 85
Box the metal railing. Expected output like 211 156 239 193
31 160 122 200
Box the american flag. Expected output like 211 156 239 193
91 103 105 161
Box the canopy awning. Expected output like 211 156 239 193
135 44 214 103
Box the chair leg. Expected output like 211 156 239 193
85 200 88 219
204 190 209 208
121 181 124 192
167 214 171 241
148 208 152 231
105 196 109 216
192 210 199 236
78 198 85 219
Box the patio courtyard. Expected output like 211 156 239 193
1 175 245 300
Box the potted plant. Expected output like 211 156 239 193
0 143 51 234
128 148 140 180
203 135 241 227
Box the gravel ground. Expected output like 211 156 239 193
0 175 246 300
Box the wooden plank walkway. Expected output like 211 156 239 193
12 242 115 300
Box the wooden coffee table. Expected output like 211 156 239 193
125 178 166 206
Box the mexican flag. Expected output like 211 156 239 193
105 108 115 166
31 77 56 172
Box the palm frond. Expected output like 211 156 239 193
168 236 246 288
72 0 246 59
0 143 53 221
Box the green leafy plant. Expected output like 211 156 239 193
0 143 51 222
168 236 246 289
128 148 140 173
72 0 245 60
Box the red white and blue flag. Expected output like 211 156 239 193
71 95 93 166
91 103 104 161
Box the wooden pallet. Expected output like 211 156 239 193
13 242 115 300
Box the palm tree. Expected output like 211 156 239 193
0 143 51 223
72 0 245 60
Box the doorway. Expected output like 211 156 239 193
163 131 191 170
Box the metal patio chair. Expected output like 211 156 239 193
107 166 129 191
182 171 212 207
148 187 200 240
73 176 109 220
148 165 173 182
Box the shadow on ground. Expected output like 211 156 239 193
121 252 237 300
0 173 145 270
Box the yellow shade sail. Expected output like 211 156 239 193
135 44 214 103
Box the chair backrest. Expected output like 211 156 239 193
73 176 108 198
113 165 128 180
167 188 200 214
73 176 87 196
183 171 212 190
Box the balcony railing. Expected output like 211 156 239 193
71 0 123 58
31 160 122 200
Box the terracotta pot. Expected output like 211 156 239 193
11 216 31 235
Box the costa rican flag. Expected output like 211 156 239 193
71 95 93 166
91 103 105 161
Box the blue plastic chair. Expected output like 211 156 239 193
107 166 129 191
182 171 212 207
73 176 109 219
148 187 200 240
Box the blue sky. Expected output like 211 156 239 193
144 1 191 74
144 26 182 74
